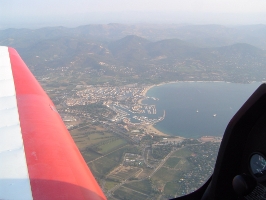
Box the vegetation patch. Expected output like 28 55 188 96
108 167 140 181
81 149 101 162
172 147 192 157
114 186 148 200
71 127 115 148
164 181 178 197
90 145 139 178
151 145 172 159
108 145 140 160
124 179 152 195
152 167 181 182
90 156 118 179
164 157 181 168
98 138 127 154
174 158 191 171
104 180 119 191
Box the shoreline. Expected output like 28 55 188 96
144 124 186 140
140 80 234 98
139 80 257 138
140 84 170 137
139 84 170 137
144 125 168 137
138 84 157 104
139 80 231 104
141 84 156 96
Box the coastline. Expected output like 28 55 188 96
141 84 156 96
138 80 232 105
145 125 186 140
139 84 169 137
139 80 242 138
144 124 168 136
141 80 228 98
140 84 171 137
138 84 157 104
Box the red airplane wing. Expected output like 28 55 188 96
0 46 106 200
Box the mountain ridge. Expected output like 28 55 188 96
1 25 266 83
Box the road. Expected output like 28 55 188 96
149 149 176 178
87 144 128 164
106 168 146 197
121 185 149 196
142 145 153 168
149 145 199 178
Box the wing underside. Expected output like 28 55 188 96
0 46 106 200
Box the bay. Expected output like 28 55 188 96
144 82 262 138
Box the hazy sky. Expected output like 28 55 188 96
1 0 266 28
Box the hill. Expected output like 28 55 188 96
1 25 266 84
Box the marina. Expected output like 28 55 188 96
109 102 165 126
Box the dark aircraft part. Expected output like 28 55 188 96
173 83 266 200
232 174 257 196
249 153 266 178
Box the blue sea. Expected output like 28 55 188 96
143 82 262 138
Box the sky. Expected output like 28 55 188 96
1 0 266 29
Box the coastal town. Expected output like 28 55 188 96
58 83 168 133
3 21 266 200
38 77 223 199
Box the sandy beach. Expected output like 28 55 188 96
144 125 186 140
139 85 169 137
138 83 185 138
141 85 156 96
138 85 157 104
144 125 168 136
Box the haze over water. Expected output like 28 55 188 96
145 82 261 138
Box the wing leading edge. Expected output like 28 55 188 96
0 46 106 200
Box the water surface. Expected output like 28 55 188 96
144 82 261 138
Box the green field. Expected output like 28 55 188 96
90 145 139 178
164 181 178 197
174 158 191 171
164 157 181 168
108 145 140 160
152 167 181 182
71 130 115 148
98 139 127 154
81 149 101 162
172 147 192 157
108 197 118 200
87 132 113 140
104 180 119 190
124 179 152 195
108 167 140 182
114 186 148 200
91 156 118 178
